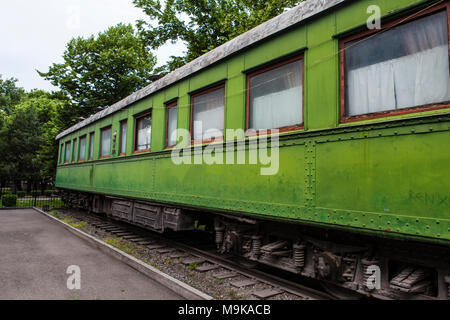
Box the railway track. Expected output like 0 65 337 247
57 208 335 300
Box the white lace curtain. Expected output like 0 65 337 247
167 106 178 146
137 117 152 151
120 123 127 153
346 11 450 116
79 137 86 160
249 60 303 130
101 128 111 157
193 87 225 141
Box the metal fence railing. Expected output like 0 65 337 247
0 187 63 212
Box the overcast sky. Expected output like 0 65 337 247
0 0 185 91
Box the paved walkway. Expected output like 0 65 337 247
0 209 182 300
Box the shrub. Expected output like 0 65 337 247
44 190 53 197
17 191 26 198
1 188 11 194
2 194 18 207
31 190 41 197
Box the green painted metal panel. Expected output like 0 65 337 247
225 56 246 134
244 27 307 70
152 92 166 152
189 63 228 92
306 13 338 130
316 131 450 219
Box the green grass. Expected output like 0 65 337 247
104 237 135 255
188 262 199 271
48 210 61 218
60 216 87 229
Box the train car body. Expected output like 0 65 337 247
55 0 450 299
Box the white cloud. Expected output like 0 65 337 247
0 0 185 91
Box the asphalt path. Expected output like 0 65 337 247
0 209 182 300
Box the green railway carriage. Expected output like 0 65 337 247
55 0 450 299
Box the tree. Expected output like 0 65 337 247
0 75 26 115
38 23 157 120
0 103 43 191
22 90 72 181
133 0 305 71
0 90 70 189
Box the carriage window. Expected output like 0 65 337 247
135 113 152 152
248 58 303 131
100 127 111 158
89 133 94 160
191 85 225 142
64 142 71 164
120 120 127 155
78 136 86 161
344 11 450 117
166 102 178 147
72 139 77 163
59 144 64 164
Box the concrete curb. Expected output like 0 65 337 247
33 208 213 301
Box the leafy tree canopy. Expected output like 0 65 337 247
133 0 305 71
0 75 26 115
0 90 70 186
38 23 157 119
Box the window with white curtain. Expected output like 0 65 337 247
72 139 77 162
89 133 94 160
135 114 152 151
192 86 225 141
64 142 71 163
100 127 111 158
167 104 178 147
248 59 303 130
120 121 127 155
344 11 450 117
78 136 86 161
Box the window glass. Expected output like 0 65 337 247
249 60 303 130
136 114 152 151
120 121 127 154
79 136 86 161
89 133 94 160
72 139 76 162
100 127 111 158
167 105 178 147
345 11 450 116
64 142 71 163
192 86 225 141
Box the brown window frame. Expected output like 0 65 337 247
133 111 152 154
88 132 95 160
99 126 112 159
64 141 71 164
78 135 87 162
165 101 178 149
119 120 128 156
190 83 226 145
339 2 450 124
245 55 305 136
